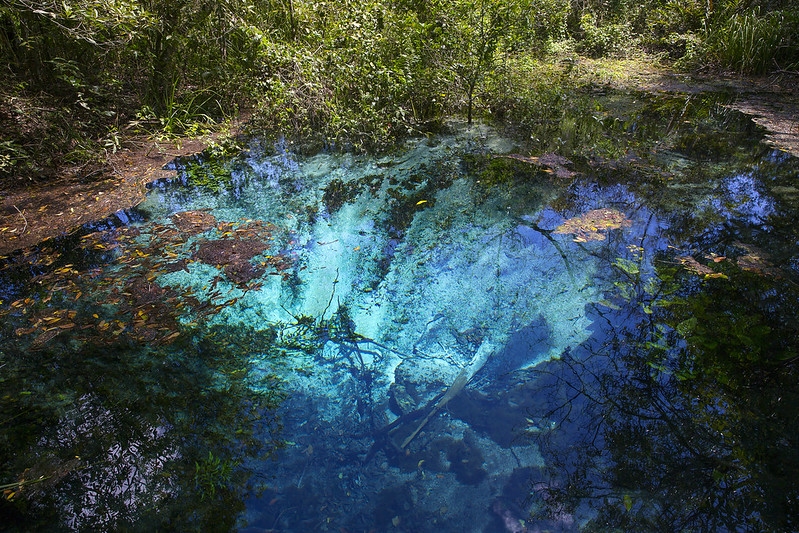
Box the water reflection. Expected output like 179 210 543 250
712 173 776 226
44 395 179 530
2 92 799 532
0 325 284 531
526 241 799 531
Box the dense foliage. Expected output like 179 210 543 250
1 0 798 185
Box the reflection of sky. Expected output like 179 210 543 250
569 183 638 214
40 395 179 531
764 149 793 164
707 173 775 227
244 136 300 188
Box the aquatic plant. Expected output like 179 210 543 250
194 451 236 501
171 210 217 235
193 238 268 284
467 154 542 189
323 178 364 214
176 142 244 193
181 158 233 193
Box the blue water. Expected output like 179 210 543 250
2 97 799 532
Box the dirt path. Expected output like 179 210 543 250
0 136 221 256
1 69 798 256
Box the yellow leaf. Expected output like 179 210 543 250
623 494 633 512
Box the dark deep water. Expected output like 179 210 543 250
2 91 799 532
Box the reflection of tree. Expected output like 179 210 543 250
0 325 285 531
527 261 799 531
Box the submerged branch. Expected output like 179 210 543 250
401 341 496 449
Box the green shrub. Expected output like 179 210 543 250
577 14 635 58
510 0 572 55
641 0 708 58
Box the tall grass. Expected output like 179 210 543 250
711 9 799 75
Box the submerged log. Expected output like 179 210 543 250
400 341 496 449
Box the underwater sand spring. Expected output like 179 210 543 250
2 94 799 532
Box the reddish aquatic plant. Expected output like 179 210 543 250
171 210 217 235
194 238 268 284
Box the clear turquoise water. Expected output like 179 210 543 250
2 94 799 532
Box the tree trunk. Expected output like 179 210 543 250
467 78 477 124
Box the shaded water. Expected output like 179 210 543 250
2 92 799 532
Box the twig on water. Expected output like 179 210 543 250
13 205 27 235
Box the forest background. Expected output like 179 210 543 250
1 0 798 190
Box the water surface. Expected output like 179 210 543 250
2 93 799 532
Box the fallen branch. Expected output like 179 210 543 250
1 475 49 500
13 205 27 235
400 341 495 449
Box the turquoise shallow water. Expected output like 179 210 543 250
2 96 799 531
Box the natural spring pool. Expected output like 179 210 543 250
2 91 799 532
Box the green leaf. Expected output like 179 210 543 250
623 493 633 512
614 257 640 276
676 317 698 337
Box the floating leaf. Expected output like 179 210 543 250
623 494 633 512
677 256 716 276
733 242 782 278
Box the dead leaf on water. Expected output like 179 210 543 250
171 210 217 235
31 328 61 347
554 208 632 242
677 256 728 279
733 241 782 278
